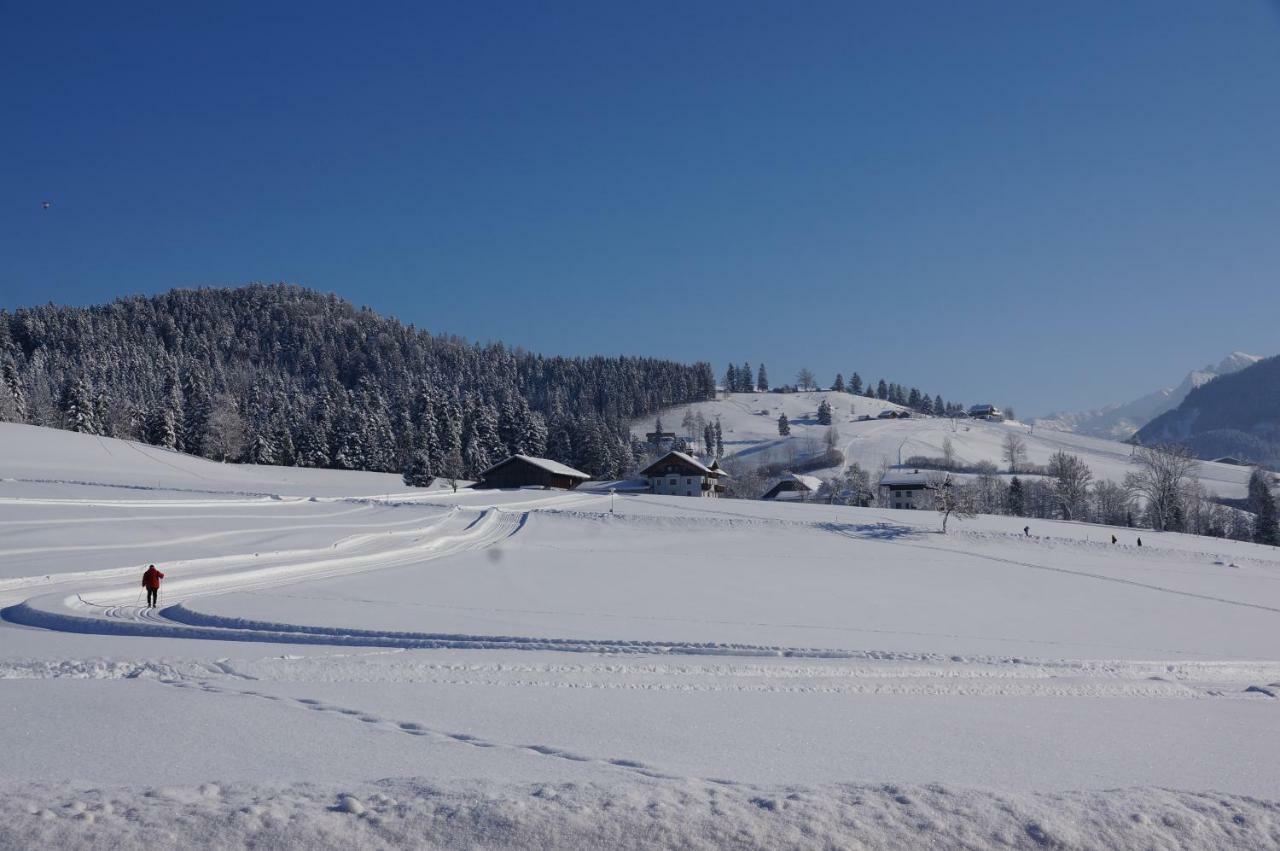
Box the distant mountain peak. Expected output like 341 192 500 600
1034 351 1262 441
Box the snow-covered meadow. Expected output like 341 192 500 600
2 423 1279 849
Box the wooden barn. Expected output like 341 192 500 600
477 455 591 490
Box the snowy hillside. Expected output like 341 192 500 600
1034 352 1262 440
637 391 1255 499
3 423 1280 849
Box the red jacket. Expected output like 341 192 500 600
142 567 165 590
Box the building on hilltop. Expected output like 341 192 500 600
640 451 727 498
968 404 1004 421
478 455 591 490
761 473 823 502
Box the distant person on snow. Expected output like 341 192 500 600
142 564 165 607
1111 534 1117 545
1137 538 1142 548
1023 526 1030 537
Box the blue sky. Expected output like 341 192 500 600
3 2 1278 416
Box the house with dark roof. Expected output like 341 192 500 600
640 451 727 498
477 455 591 490
761 473 823 502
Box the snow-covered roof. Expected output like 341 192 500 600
640 450 715 477
878 469 936 488
788 473 823 492
481 455 591 480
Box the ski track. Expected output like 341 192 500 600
5 484 1279 721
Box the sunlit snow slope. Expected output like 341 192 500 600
637 391 1254 498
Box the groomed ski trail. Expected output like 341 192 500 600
2 508 526 642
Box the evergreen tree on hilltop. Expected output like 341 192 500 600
934 394 944 415
59 375 99 435
833 373 845 393
740 362 752 393
724 364 738 393
876 379 888 400
1249 468 1279 545
461 395 504 477
1 355 28 422
908 388 922 410
181 369 212 457
778 413 791 436
848 372 862 395
756 364 769 392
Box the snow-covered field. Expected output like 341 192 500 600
639 391 1255 498
3 423 1279 849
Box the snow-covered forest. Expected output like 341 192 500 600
0 285 715 479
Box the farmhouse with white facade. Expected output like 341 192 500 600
641 451 727 498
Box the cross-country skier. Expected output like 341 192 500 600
142 564 165 608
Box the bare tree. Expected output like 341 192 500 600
205 395 246 461
795 368 816 391
926 471 976 533
941 436 957 470
1002 432 1027 474
1091 479 1134 527
1047 450 1092 520
1124 443 1199 532
824 425 840 452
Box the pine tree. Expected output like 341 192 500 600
546 416 575 465
144 404 177 448
59 376 99 435
817 398 833 425
876 379 888 400
714 418 724 457
1 356 27 422
907 388 922 410
182 370 212 457
295 420 330 468
934 394 945 415
740 362 752 393
848 372 862 395
778 413 790 436
461 396 504 477
833 373 845 393
724 364 737 393
1006 476 1026 516
248 432 278 465
756 364 769 392
704 422 716 457
1248 468 1279 545
521 410 548 458
158 370 185 450
402 447 435 487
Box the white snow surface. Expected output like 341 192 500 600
638 391 1255 498
2 423 1279 849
